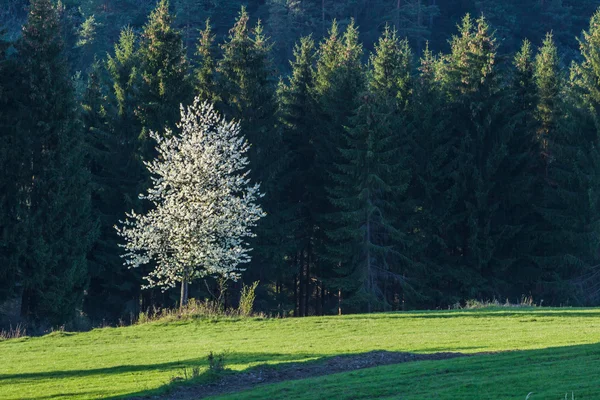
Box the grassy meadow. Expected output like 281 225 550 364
1 308 600 399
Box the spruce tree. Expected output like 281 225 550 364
433 15 527 303
15 0 96 326
276 36 320 315
136 0 192 139
84 28 148 322
553 13 600 303
217 7 277 155
194 20 219 104
217 8 284 311
313 20 365 314
325 27 412 312
532 33 581 302
406 43 456 308
501 39 546 298
0 29 23 307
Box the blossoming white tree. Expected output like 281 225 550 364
116 99 265 306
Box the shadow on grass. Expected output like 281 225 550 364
0 352 317 383
112 342 600 400
5 342 600 400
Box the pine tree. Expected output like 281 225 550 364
555 12 600 303
405 43 456 307
432 15 527 303
194 20 219 104
313 19 365 314
501 39 546 298
312 23 349 297
572 8 600 128
521 32 594 304
325 27 412 312
314 20 364 135
136 0 192 139
15 0 96 326
276 35 321 315
84 27 147 323
0 28 24 307
217 7 277 154
217 8 283 311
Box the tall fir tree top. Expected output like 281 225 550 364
229 6 249 38
418 42 437 85
535 33 561 100
513 39 536 108
315 20 343 84
112 27 136 65
195 19 219 104
277 35 317 130
145 0 173 32
139 0 189 90
342 19 362 64
571 7 600 116
315 19 363 95
219 6 274 75
534 32 562 151
442 14 498 96
136 0 191 135
284 35 316 92
369 25 412 106
107 27 138 117
196 19 215 65
514 39 534 75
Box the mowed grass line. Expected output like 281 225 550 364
212 343 600 400
1 308 600 399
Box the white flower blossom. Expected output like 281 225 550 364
115 99 265 291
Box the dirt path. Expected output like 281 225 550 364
150 350 475 400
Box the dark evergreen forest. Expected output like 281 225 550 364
3 0 600 329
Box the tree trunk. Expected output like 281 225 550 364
304 249 310 316
180 279 188 309
298 251 305 317
294 262 299 317
366 206 372 314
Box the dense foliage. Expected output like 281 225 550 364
2 0 600 327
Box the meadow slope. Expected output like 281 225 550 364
1 308 600 399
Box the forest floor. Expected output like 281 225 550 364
1 307 600 399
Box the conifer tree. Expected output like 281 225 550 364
15 0 96 325
532 33 584 301
218 7 277 155
136 0 192 139
501 39 546 298
194 20 219 104
0 28 23 306
572 8 600 128
217 8 284 309
405 43 456 307
313 20 365 315
548 15 600 303
276 35 320 314
107 28 139 130
84 27 149 322
433 15 526 302
325 27 412 312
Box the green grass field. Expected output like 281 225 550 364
1 308 600 399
